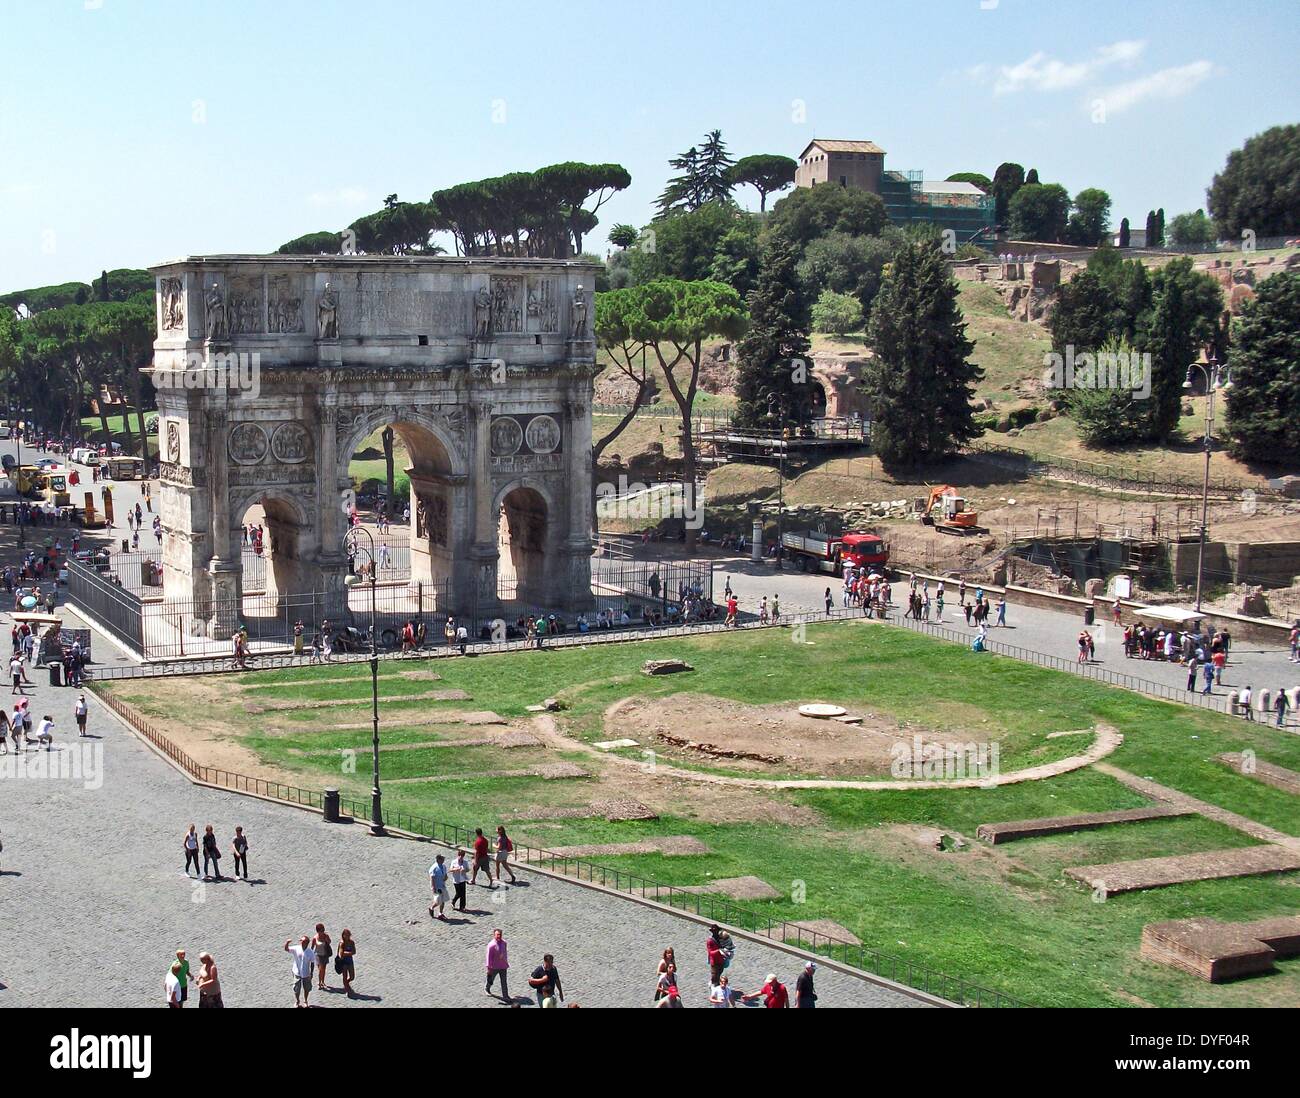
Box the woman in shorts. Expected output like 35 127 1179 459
336 929 356 997
311 924 332 991
494 825 517 885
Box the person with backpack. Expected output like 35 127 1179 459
494 825 517 884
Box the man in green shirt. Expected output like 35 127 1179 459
173 949 191 1006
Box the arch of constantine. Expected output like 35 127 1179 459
148 255 599 636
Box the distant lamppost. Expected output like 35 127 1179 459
12 398 25 547
767 394 786 570
343 525 385 836
1182 356 1232 613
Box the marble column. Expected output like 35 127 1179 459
558 396 595 610
205 402 242 638
464 398 500 622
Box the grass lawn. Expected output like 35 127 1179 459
958 281 1053 403
106 621 1300 1007
78 411 158 457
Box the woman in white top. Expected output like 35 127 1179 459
183 825 201 877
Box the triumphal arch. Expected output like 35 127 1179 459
148 255 599 635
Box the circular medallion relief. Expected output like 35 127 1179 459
271 422 311 464
489 416 523 457
227 422 269 465
524 414 561 455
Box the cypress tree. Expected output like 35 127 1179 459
1224 272 1300 463
734 238 812 429
1118 217 1130 248
863 241 982 467
1141 257 1223 440
1155 208 1166 246
1145 210 1157 245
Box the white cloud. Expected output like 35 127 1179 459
1092 60 1215 114
307 186 368 208
979 39 1146 96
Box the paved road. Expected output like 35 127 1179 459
712 554 1300 715
0 669 927 1009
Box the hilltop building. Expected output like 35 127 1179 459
795 138 995 244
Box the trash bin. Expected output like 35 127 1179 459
49 662 63 688
323 788 341 823
1083 605 1095 626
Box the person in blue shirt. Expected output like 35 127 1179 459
429 854 450 920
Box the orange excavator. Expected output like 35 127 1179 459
920 485 983 535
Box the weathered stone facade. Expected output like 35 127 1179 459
148 255 599 634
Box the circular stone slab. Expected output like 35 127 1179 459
798 703 848 719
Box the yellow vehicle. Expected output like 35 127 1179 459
103 455 146 480
40 470 71 507
9 464 44 498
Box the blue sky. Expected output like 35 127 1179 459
1 0 1297 291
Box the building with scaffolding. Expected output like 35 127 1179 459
795 140 996 244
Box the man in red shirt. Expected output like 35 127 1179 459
745 973 789 1008
725 596 738 628
471 827 495 889
706 926 728 985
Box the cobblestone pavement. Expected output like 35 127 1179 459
0 680 929 1009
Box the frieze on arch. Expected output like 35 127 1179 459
334 404 468 456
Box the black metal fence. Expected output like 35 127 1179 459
65 557 143 652
967 440 1273 500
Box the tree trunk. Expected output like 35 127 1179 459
589 379 649 535
653 341 701 552
131 365 149 458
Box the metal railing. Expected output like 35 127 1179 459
90 680 1021 1008
967 440 1271 499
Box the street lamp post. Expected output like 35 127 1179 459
343 525 385 836
1183 357 1231 614
15 402 25 547
767 394 785 570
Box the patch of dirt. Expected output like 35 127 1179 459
103 684 302 789
528 714 823 828
607 693 950 778
679 875 781 900
768 919 861 946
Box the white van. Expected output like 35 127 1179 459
70 447 100 467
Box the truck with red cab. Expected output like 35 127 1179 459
781 531 889 573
